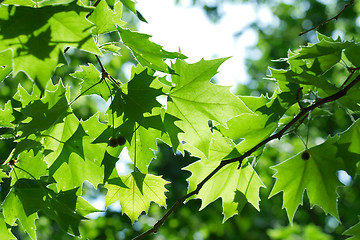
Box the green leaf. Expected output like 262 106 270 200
10 149 48 185
288 32 351 72
269 67 337 92
185 160 264 221
18 80 70 138
88 0 125 35
101 151 119 183
105 170 169 222
344 218 360 240
345 44 360 67
5 179 94 237
76 197 102 217
163 112 184 154
13 83 42 107
0 101 16 128
184 130 264 221
127 124 162 173
101 43 121 55
0 213 15 239
107 70 166 172
120 0 135 13
0 171 8 183
270 145 340 223
218 112 277 154
48 120 87 174
0 49 12 83
0 3 100 88
269 118 360 224
167 58 252 156
45 113 107 190
1 0 36 7
2 186 38 240
118 27 187 73
112 70 164 126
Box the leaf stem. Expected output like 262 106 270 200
69 79 103 106
132 73 360 239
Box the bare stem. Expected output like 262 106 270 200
299 0 354 36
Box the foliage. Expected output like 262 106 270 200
0 0 359 239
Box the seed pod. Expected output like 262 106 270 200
7 159 17 166
108 137 118 147
116 135 126 146
301 151 310 161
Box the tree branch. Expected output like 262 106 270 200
132 73 360 240
299 0 354 36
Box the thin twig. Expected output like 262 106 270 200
299 0 354 36
341 67 360 87
133 73 360 240
69 79 103 106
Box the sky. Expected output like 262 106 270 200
135 0 267 86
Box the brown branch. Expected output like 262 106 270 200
299 0 354 36
132 73 360 240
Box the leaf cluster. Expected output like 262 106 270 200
0 0 359 239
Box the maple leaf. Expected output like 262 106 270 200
0 213 15 239
184 130 264 221
101 151 119 183
0 101 15 128
88 0 125 35
70 64 104 95
13 83 42 107
127 124 162 173
270 120 360 223
288 32 352 72
0 171 8 183
48 121 88 175
167 58 252 156
218 97 277 154
110 70 164 126
105 170 169 222
107 70 165 173
185 160 264 221
3 179 97 238
120 0 135 13
0 3 100 88
0 49 12 83
10 149 48 186
20 98 69 137
18 80 70 137
122 70 164 123
345 44 360 67
45 113 107 190
118 27 187 73
344 218 360 240
2 186 38 239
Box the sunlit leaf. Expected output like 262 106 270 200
105 170 169 222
